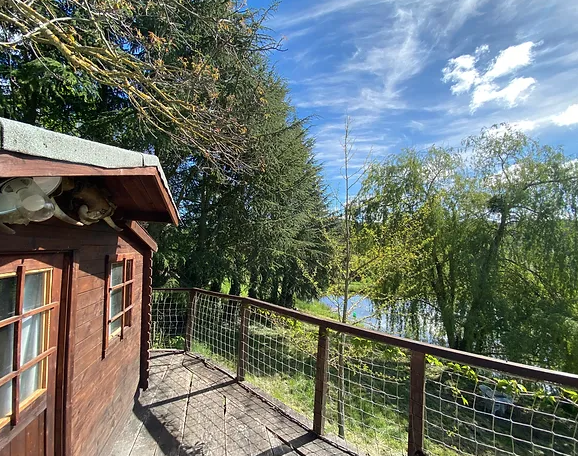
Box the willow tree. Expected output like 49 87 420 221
360 125 578 372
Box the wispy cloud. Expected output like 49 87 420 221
263 0 578 189
268 0 377 29
287 0 488 113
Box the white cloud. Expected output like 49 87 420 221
496 77 536 104
488 120 540 139
442 41 538 111
512 119 539 131
484 41 536 80
442 54 479 94
552 104 578 126
471 77 536 109
443 0 488 36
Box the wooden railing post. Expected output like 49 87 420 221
313 325 330 435
185 290 197 352
408 351 426 456
237 301 249 381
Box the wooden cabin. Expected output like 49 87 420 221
0 118 178 456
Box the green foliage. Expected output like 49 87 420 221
1 0 331 308
360 126 578 373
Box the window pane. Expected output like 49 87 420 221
126 260 133 280
0 324 13 377
23 272 46 312
109 318 121 337
0 276 16 320
20 363 41 403
111 263 124 287
0 381 11 418
110 289 123 318
125 284 132 326
21 314 43 365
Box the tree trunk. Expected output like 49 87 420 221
270 276 279 304
279 271 294 308
432 251 457 348
462 206 509 352
248 268 258 299
259 266 269 301
230 277 241 296
337 116 352 440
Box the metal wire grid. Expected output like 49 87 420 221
151 290 190 349
424 359 578 456
242 305 319 423
151 290 578 456
189 292 241 370
325 334 409 456
241 305 410 456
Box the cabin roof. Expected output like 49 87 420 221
0 117 179 225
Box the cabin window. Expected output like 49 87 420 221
0 268 52 429
104 256 134 352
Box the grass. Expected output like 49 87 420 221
294 298 339 320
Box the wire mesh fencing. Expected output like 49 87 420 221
151 289 190 349
189 291 241 370
151 288 578 456
424 357 578 456
242 306 319 423
325 332 410 455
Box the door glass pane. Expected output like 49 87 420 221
110 288 123 318
23 272 46 312
0 324 13 377
20 363 41 403
0 381 11 418
126 260 133 280
21 314 43 365
0 275 16 320
109 318 122 337
111 263 124 287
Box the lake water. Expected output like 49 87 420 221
319 295 447 345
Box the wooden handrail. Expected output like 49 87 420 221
153 287 578 388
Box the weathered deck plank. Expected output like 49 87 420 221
108 350 178 456
131 353 191 456
113 351 351 456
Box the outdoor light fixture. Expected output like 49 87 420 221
0 176 122 234
0 177 61 233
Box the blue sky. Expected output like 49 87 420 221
249 0 578 191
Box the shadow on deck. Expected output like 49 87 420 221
109 351 351 456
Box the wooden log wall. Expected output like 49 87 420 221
0 218 148 456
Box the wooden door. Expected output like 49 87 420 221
0 254 63 456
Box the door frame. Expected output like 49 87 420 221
0 250 75 456
55 250 77 456
0 252 66 455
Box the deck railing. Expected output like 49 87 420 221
151 287 578 456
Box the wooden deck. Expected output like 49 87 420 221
108 351 352 456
